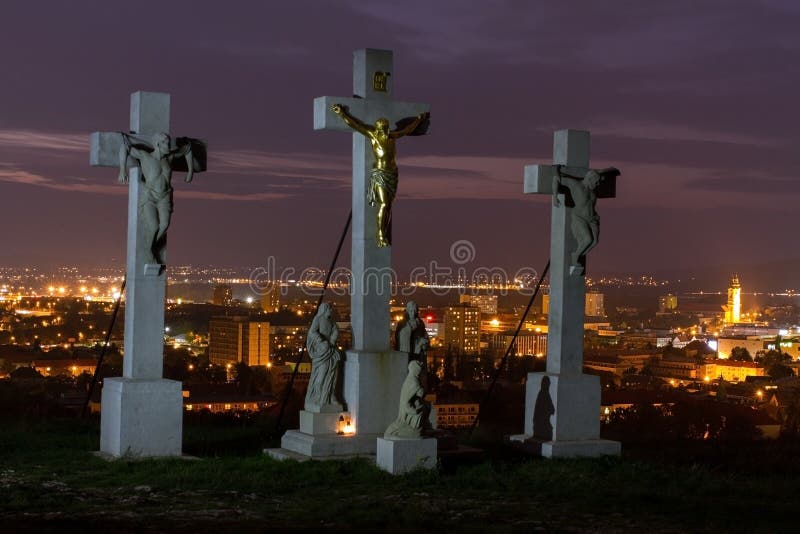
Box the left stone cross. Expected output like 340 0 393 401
89 91 206 458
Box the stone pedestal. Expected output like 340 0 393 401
100 378 182 458
376 437 437 474
510 372 620 458
268 350 408 460
268 409 369 459
342 350 408 437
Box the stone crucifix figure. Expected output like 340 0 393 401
118 132 195 264
331 104 429 247
552 165 619 275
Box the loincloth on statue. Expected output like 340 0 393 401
573 212 599 231
139 186 174 213
367 168 398 206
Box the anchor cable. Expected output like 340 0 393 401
81 276 126 419
468 259 550 437
273 210 352 433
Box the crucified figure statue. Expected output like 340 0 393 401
118 132 194 264
331 104 429 248
552 165 613 276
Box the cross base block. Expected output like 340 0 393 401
99 378 183 458
376 437 437 474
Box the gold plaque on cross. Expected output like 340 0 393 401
373 71 390 92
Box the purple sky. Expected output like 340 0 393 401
1 0 798 283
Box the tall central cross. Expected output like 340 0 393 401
314 49 430 352
89 91 206 458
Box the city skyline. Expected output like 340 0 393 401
1 1 798 279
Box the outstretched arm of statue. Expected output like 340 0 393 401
391 111 429 139
173 141 194 183
118 135 130 184
330 324 339 347
552 165 563 207
331 104 370 136
117 134 147 184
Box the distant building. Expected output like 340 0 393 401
585 292 605 317
208 316 270 367
183 385 276 413
542 293 549 315
658 294 678 313
212 284 233 307
723 274 742 324
717 337 764 359
490 331 547 357
434 401 479 428
443 304 480 354
459 294 498 315
261 286 281 313
707 360 765 382
30 358 96 377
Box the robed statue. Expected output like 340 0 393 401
384 360 432 439
395 300 429 360
304 302 344 412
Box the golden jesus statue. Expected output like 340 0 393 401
332 104 429 247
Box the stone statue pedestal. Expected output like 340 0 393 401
269 407 361 459
267 349 407 460
376 437 437 474
100 378 183 457
342 350 408 441
509 372 620 458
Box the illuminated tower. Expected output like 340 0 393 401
724 274 741 324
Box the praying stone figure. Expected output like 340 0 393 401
384 360 432 439
395 300 429 359
118 132 194 264
331 104 429 247
305 302 344 412
552 165 620 276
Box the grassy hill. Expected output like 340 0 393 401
2 416 799 532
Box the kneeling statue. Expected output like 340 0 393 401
384 360 432 439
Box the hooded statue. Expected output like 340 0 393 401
384 360 432 439
304 302 343 412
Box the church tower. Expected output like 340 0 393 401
724 274 741 324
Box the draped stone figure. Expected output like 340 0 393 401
395 301 429 360
305 303 344 412
118 132 195 265
331 103 429 247
552 164 620 276
384 360 432 439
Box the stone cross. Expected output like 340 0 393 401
314 49 429 352
523 129 615 375
90 91 206 378
89 91 205 457
513 129 621 457
269 50 427 458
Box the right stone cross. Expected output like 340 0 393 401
513 129 622 458
524 129 618 375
